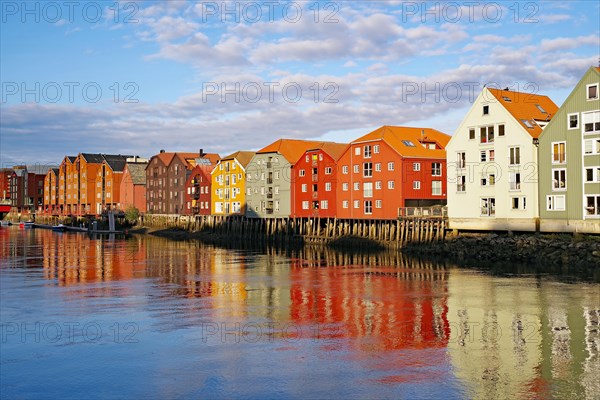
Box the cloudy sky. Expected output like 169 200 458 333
1 0 598 166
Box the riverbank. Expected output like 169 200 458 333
403 232 600 269
137 225 600 270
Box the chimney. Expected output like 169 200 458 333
199 148 205 157
160 149 165 153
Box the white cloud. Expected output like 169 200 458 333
540 35 600 52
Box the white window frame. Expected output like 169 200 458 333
584 195 600 218
547 195 565 211
325 182 332 192
584 167 600 183
431 162 441 176
363 182 373 198
480 197 496 216
552 168 567 191
373 145 380 154
353 182 360 191
413 162 421 172
342 166 349 174
325 167 332 175
353 200 360 209
342 183 349 191
413 181 420 190
511 196 527 211
375 181 382 190
320 200 328 209
302 201 309 210
353 165 359 173
509 147 521 166
301 184 307 193
387 162 395 171
354 147 361 156
299 169 305 177
364 200 373 215
551 141 566 164
342 200 349 209
586 83 599 100
388 180 395 189
432 181 441 196
567 113 579 130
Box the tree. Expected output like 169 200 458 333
124 206 140 225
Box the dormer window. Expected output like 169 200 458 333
587 84 598 100
483 105 489 115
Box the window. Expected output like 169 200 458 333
582 111 600 133
535 104 547 114
413 162 421 171
511 197 526 210
387 162 395 171
480 151 487 162
568 113 579 130
274 186 279 194
312 184 318 192
413 181 420 190
552 169 566 191
388 180 395 189
363 182 373 198
325 182 332 192
432 181 442 196
343 200 349 209
552 142 566 164
489 150 495 161
375 181 382 190
302 201 309 210
353 200 360 209
302 184 307 193
364 200 372 214
480 126 494 143
402 140 416 147
584 139 600 154
374 145 380 154
585 167 600 182
547 195 565 211
353 165 359 173
364 145 372 158
481 173 492 186
498 124 505 137
509 172 521 191
355 147 361 155
481 197 496 216
342 166 349 174
483 105 489 115
469 128 475 140
342 183 349 191
457 152 466 168
354 182 360 191
299 170 305 177
457 175 466 192
321 200 328 209
585 196 600 216
325 167 332 175
587 83 599 100
363 162 373 177
375 163 381 172
509 147 521 166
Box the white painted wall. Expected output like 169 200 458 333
446 89 539 230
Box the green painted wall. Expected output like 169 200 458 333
539 67 600 220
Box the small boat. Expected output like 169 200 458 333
20 221 34 229
0 220 10 227
52 224 66 232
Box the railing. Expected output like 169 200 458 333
266 193 273 199
398 206 447 218
312 175 318 182
312 192 318 199
267 178 273 184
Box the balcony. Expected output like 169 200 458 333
267 178 273 184
312 192 318 199
266 162 272 169
312 175 318 182
267 193 273 199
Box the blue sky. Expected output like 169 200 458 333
1 0 599 166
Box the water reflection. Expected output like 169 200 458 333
1 227 599 399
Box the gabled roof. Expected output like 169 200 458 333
306 142 349 160
151 152 220 169
258 139 332 164
26 165 56 175
103 154 132 172
488 88 559 139
352 126 450 158
51 168 59 176
80 153 105 163
125 163 147 185
220 151 255 168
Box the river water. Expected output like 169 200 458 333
1 227 599 399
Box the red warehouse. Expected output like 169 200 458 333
336 126 450 219
292 142 348 218
185 160 217 215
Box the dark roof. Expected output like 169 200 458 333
80 153 105 163
51 168 59 176
67 156 77 163
126 163 147 185
103 154 132 172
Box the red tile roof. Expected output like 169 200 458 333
488 88 559 139
352 126 450 158
307 142 349 160
220 151 255 168
258 139 329 164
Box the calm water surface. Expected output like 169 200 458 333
1 227 599 399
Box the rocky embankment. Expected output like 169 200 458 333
403 232 600 269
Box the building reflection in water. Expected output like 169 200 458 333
2 227 598 399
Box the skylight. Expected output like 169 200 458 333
521 119 534 129
502 96 511 102
401 140 416 147
197 158 212 165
